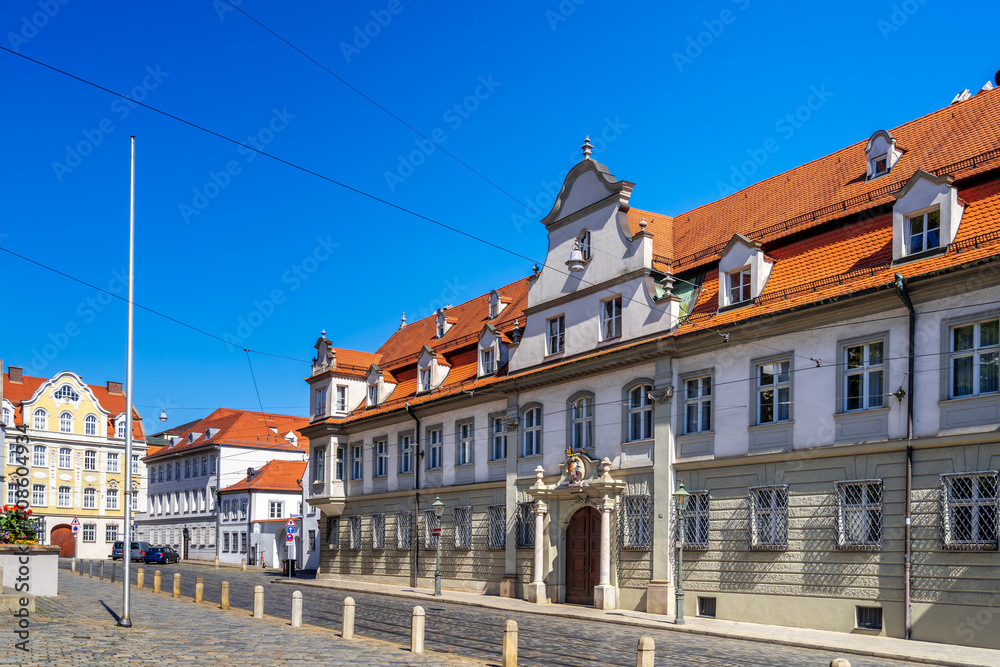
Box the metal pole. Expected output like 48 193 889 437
675 502 685 625
118 135 135 629
434 525 442 596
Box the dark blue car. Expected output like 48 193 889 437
143 546 180 564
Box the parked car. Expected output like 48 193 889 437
111 541 152 561
143 546 180 564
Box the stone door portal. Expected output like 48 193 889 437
565 506 600 605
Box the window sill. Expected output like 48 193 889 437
518 454 543 462
892 245 947 266
455 463 474 468
544 351 565 360
718 300 755 313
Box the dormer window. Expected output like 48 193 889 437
435 308 455 338
314 387 327 417
907 208 940 254
728 268 752 304
482 348 495 375
865 130 902 181
368 384 379 407
336 385 348 412
436 321 445 338
419 367 431 392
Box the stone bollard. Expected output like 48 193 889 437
71 558 76 573
89 560 94 578
215 556 219 569
830 660 851 667
195 577 204 603
502 620 518 667
291 591 302 628
111 561 116 583
173 573 181 598
636 636 655 667
241 557 246 572
137 568 144 589
221 581 230 610
100 560 105 580
253 585 264 619
410 606 425 654
342 597 355 640
153 570 162 594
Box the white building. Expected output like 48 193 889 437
138 408 309 562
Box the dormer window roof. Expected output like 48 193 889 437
487 291 512 320
435 308 456 338
865 130 902 181
891 170 965 263
717 234 774 311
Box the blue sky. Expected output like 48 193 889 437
1 0 997 430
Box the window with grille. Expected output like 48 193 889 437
82 523 96 542
371 514 386 550
515 502 535 548
396 512 412 550
836 480 882 550
454 506 472 549
327 517 340 549
348 516 362 550
681 491 710 549
856 606 883 631
941 471 998 550
749 485 788 550
427 428 442 470
950 319 999 398
620 495 652 550
423 510 440 549
683 376 712 434
627 384 653 441
487 505 505 549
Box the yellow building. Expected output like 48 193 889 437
1 363 147 558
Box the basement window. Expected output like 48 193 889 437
698 596 717 618
856 606 883 631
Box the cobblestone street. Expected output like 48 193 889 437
13 560 950 667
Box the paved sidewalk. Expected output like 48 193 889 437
273 576 1000 667
1 572 484 667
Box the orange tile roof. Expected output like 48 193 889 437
663 87 1000 271
145 407 309 461
2 370 146 440
220 459 306 493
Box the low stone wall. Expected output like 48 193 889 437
0 546 60 596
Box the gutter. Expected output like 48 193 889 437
405 402 420 588
893 272 915 641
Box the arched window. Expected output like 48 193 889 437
33 409 47 430
54 385 80 401
568 393 594 451
85 414 98 436
116 420 126 439
626 383 653 442
32 445 47 467
59 411 73 433
521 405 542 457
1 407 10 426
58 447 72 468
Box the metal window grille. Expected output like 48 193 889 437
515 502 535 548
856 606 883 630
941 471 999 550
395 512 412 550
748 485 788 550
835 480 882 550
681 491 710 550
618 494 652 550
698 596 717 618
423 510 440 549
487 505 506 549
327 517 340 549
348 516 362 551
454 507 472 549
371 514 386 550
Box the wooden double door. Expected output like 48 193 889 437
565 507 601 605
50 525 75 557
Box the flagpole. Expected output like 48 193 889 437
118 136 136 628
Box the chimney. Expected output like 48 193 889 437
107 381 124 395
8 366 23 384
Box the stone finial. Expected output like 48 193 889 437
601 457 613 480
639 217 647 229
321 329 326 337
532 263 540 275
581 135 593 160
400 312 407 329
534 465 545 488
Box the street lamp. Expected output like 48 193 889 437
432 496 444 597
672 480 691 625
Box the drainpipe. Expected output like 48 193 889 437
406 402 420 588
893 273 915 641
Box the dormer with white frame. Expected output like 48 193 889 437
487 290 511 320
865 129 903 181
416 346 450 393
717 234 774 310
365 365 395 408
478 324 508 377
891 169 965 262
435 308 456 339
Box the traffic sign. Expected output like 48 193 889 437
431 527 441 537
71 524 80 533
71 517 80 533
285 518 296 527
286 532 294 542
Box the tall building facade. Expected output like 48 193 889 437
302 86 1000 649
1 363 147 559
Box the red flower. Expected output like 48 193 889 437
26 509 32 515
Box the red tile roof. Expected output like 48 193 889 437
220 459 306 493
145 407 309 461
2 370 145 440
